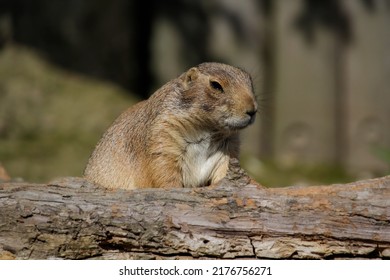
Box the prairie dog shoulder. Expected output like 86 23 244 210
84 62 257 189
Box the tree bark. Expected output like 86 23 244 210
0 175 389 259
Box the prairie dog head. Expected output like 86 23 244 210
180 62 258 133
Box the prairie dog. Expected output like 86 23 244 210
84 62 257 189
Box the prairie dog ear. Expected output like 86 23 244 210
184 67 200 84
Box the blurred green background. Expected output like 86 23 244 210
0 45 137 181
0 1 389 186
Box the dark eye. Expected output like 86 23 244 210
210 81 224 92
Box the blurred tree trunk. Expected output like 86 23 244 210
259 0 276 158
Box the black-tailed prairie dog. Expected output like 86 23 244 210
84 62 258 189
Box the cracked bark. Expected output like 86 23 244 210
0 172 389 259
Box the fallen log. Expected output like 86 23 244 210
0 174 389 259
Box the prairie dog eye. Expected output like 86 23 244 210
210 80 224 92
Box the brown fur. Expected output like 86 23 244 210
84 62 257 189
0 163 10 181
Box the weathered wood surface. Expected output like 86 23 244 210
0 175 389 259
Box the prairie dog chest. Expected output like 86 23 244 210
181 134 229 188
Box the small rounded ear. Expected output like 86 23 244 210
184 67 199 84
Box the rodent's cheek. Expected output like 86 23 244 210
216 105 232 121
200 102 213 113
212 107 231 129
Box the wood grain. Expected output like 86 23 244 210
0 175 389 259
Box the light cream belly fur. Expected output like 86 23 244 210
181 135 229 188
